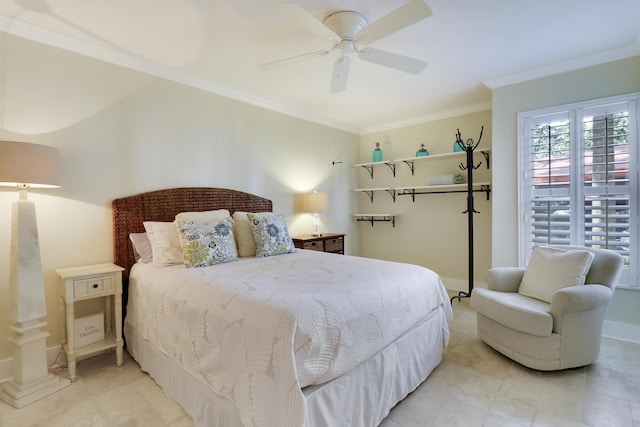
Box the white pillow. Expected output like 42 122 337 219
143 221 183 267
175 209 230 223
129 232 153 264
175 218 238 268
518 246 595 303
248 213 296 257
232 211 274 257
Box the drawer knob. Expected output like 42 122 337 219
92 283 99 289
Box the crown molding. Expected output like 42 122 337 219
0 16 361 134
483 44 640 89
360 101 492 134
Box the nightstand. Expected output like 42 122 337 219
56 263 124 381
292 233 345 254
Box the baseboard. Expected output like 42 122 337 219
441 276 487 294
603 320 640 344
0 345 65 384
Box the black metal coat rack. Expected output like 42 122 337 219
451 126 484 304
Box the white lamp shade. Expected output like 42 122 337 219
0 141 61 188
303 191 328 213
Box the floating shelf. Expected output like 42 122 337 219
353 214 397 227
354 182 491 203
356 149 491 177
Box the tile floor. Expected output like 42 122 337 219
1 294 638 427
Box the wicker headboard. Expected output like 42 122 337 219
112 187 273 280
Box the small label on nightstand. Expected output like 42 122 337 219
74 312 105 348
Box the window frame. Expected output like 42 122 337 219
517 92 639 289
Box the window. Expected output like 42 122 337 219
518 93 639 288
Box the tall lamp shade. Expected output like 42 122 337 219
303 191 328 236
0 141 69 408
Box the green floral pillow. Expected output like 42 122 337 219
247 213 296 257
175 218 238 268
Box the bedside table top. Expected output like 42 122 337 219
56 263 124 279
292 233 345 241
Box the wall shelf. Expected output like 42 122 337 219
356 149 491 177
353 214 397 227
354 182 491 203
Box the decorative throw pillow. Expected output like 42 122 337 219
129 232 153 264
247 213 296 257
143 221 184 267
175 209 231 223
518 246 595 303
175 218 238 268
232 211 275 257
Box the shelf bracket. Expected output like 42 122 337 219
384 162 396 177
481 184 491 200
385 189 397 202
362 190 374 203
361 165 374 179
481 151 490 169
401 160 415 175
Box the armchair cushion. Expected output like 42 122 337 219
518 246 594 303
472 288 553 337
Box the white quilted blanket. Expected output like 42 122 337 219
127 250 452 427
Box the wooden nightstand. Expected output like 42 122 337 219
292 233 345 254
56 263 124 381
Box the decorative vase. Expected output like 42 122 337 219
372 142 383 162
454 141 465 152
416 143 429 157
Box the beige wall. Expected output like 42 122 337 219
358 110 492 290
491 55 640 325
0 35 360 361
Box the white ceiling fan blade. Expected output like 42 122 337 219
358 47 427 74
330 55 351 94
355 0 432 45
259 49 333 70
278 3 341 44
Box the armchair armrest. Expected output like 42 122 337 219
485 267 525 292
550 284 613 333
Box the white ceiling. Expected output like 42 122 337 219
0 0 639 134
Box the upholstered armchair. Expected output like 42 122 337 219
470 245 624 371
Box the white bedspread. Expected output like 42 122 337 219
126 250 452 427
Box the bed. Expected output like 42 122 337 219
112 187 452 427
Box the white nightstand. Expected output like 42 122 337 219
56 263 125 381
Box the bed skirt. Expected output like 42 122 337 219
124 306 447 427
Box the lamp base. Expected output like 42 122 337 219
0 320 70 408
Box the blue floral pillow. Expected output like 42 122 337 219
174 218 238 268
247 213 296 257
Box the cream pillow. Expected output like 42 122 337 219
175 209 230 223
232 211 274 257
143 221 183 267
518 246 595 303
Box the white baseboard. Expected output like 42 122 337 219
0 345 65 384
603 320 640 344
441 276 487 294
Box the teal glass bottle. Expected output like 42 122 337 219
372 142 383 162
416 143 429 157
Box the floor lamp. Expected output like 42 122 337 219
303 191 328 236
0 141 70 408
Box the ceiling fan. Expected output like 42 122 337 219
259 0 432 93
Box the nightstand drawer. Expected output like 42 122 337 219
324 237 343 252
302 241 323 251
74 276 113 298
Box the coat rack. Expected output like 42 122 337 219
451 126 484 304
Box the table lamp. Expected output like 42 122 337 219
303 191 328 236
